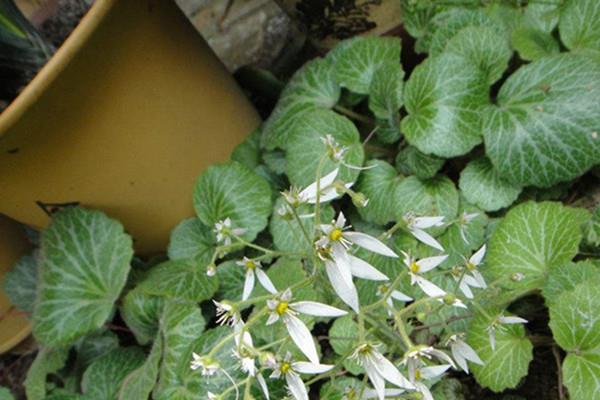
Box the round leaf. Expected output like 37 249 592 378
193 161 272 242
559 0 600 53
368 63 404 120
168 218 215 265
459 157 522 212
543 260 600 307
563 350 600 400
355 160 402 225
483 54 600 187
4 252 38 314
395 145 445 180
32 208 133 347
402 53 488 157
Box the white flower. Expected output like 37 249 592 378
458 212 479 243
269 352 333 400
446 334 483 373
403 346 455 383
214 218 246 246
231 325 270 400
267 289 347 363
235 257 277 301
190 353 220 376
465 244 487 289
317 212 393 312
403 214 445 251
376 283 412 316
352 344 414 400
402 252 448 299
486 314 528 350
360 388 405 399
412 365 452 400
213 300 240 326
321 134 376 171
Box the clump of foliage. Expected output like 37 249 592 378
3 0 600 399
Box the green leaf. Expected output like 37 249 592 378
215 260 246 301
286 108 364 187
511 27 560 61
0 387 14 400
168 218 215 265
355 160 402 225
429 9 501 55
262 150 287 175
468 312 533 392
24 347 70 400
583 205 600 247
33 208 133 347
483 53 600 188
4 252 38 314
331 36 401 95
431 378 465 400
543 260 600 307
459 157 522 212
193 161 272 242
329 315 360 356
521 2 560 33
74 329 119 368
155 301 207 399
139 260 218 302
81 347 145 400
487 202 588 291
549 282 600 352
368 63 404 120
230 128 260 169
120 287 163 345
444 25 512 85
402 53 488 157
270 198 334 254
394 175 459 233
118 335 163 400
261 57 339 150
319 377 363 400
395 145 445 180
374 116 402 144
563 350 600 400
559 0 600 53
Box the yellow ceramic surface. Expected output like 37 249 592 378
0 215 31 353
0 0 261 254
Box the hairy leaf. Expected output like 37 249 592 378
559 0 600 53
4 252 38 314
395 145 445 180
355 160 402 225
563 350 600 400
168 218 215 266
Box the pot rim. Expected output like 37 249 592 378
0 0 116 136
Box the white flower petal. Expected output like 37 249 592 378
314 186 343 203
499 316 528 324
292 361 333 374
281 288 293 302
325 260 360 312
470 269 487 288
266 313 280 326
363 388 405 399
463 274 483 289
332 244 355 286
257 373 270 400
362 357 386 400
371 351 415 390
283 314 320 364
415 382 434 400
469 244 487 266
336 212 347 228
459 280 474 299
488 329 496 351
451 345 469 373
416 255 448 273
412 216 445 229
291 301 347 317
454 340 483 366
344 232 398 257
285 371 309 400
255 268 277 294
428 348 456 368
415 277 446 298
300 168 339 201
242 269 255 301
348 255 389 281
419 364 451 380
410 228 444 251
390 290 413 302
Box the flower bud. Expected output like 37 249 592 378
511 272 525 281
416 312 427 322
206 264 217 277
351 192 370 208
443 294 456 305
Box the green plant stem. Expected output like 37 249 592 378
333 105 374 125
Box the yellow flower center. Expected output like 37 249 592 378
275 302 289 315
329 228 343 241
245 260 256 270
415 369 422 381
280 362 291 374
466 261 476 271
410 261 420 273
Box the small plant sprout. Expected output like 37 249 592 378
402 252 449 298
445 333 484 373
235 257 277 300
486 314 528 350
214 217 246 246
402 214 445 251
269 352 333 400
266 288 347 363
352 343 415 400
